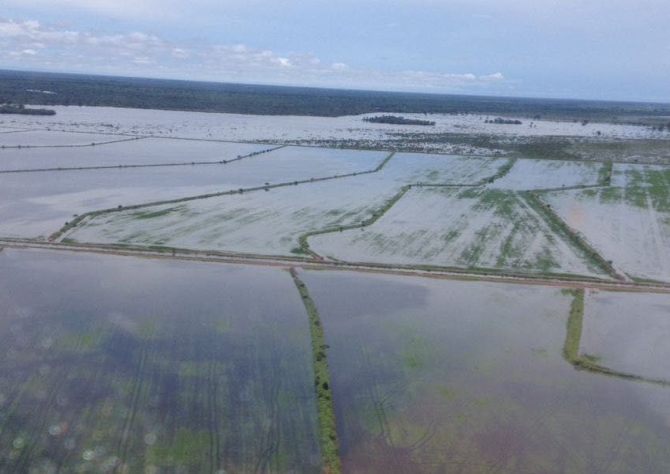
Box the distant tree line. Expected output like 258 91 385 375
363 115 435 126
485 117 522 125
2 69 670 120
0 103 56 116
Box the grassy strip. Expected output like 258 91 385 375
299 184 412 257
562 289 670 386
523 191 623 280
289 269 340 474
475 157 517 185
373 151 395 172
562 289 585 362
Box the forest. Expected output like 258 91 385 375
2 69 670 120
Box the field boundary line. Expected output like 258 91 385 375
290 269 341 474
0 144 284 174
4 238 670 293
0 136 148 150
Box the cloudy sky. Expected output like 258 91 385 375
1 0 669 102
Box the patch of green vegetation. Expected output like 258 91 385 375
133 208 177 220
570 139 670 164
598 161 613 186
473 188 513 213
478 158 516 184
401 335 432 370
534 244 560 272
496 224 519 267
514 138 578 161
648 185 670 212
624 186 648 209
146 428 211 467
290 246 308 255
290 270 340 474
59 329 108 352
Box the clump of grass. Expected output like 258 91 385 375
290 269 340 474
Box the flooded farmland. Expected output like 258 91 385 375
0 249 320 472
1 109 670 473
299 270 670 473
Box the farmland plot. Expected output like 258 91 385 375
251 146 389 178
310 186 607 277
0 130 134 147
63 176 402 256
0 138 273 171
300 270 670 473
542 186 670 281
581 291 670 382
0 249 321 472
0 146 389 239
610 163 670 188
60 154 510 254
489 158 601 190
378 152 507 185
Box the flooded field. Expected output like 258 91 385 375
0 138 273 171
299 270 670 473
0 145 388 240
489 159 602 191
543 186 670 282
582 291 670 382
62 154 505 256
1 110 670 473
65 176 402 256
0 249 320 472
310 186 607 277
0 130 137 148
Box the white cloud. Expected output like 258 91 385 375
480 72 504 81
0 19 508 93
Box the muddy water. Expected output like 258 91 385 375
0 249 320 472
300 270 670 473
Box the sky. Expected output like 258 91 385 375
1 0 669 102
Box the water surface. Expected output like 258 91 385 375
301 270 670 473
0 249 320 472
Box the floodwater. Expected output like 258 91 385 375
300 270 670 473
0 249 320 472
0 138 272 171
582 290 670 382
